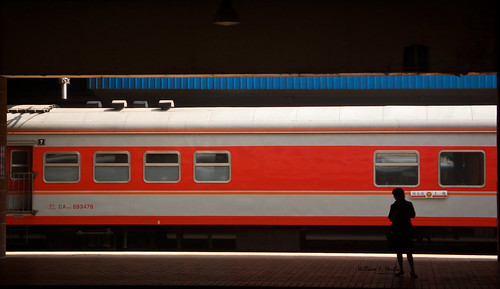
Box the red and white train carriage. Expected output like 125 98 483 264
5 103 497 250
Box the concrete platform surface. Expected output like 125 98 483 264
1 252 499 288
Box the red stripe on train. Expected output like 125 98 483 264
7 126 496 135
6 216 496 227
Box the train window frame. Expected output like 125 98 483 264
438 150 486 188
43 151 81 183
143 151 181 183
93 151 131 183
193 150 231 183
373 150 420 187
10 150 30 180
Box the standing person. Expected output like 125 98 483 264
388 187 418 278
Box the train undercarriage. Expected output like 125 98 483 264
6 225 497 254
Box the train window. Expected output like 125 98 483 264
144 151 180 183
439 151 485 187
43 152 80 182
10 150 30 179
94 152 130 183
374 151 419 187
194 151 231 183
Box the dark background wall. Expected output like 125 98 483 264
0 0 497 77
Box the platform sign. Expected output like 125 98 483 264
410 190 448 199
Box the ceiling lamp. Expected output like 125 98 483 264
214 0 239 26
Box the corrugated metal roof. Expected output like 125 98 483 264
88 75 497 90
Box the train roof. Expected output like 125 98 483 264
6 105 497 133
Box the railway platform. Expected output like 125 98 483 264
1 251 499 288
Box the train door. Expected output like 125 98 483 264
6 146 34 213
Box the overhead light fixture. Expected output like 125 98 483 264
214 0 239 26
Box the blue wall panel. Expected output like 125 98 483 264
88 75 497 90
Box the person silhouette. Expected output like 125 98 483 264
388 187 418 278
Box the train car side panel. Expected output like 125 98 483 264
5 144 496 227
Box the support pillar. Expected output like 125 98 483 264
497 72 500 262
0 77 6 257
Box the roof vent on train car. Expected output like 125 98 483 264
7 104 57 113
133 100 148 108
86 101 102 108
159 100 175 110
111 100 127 110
